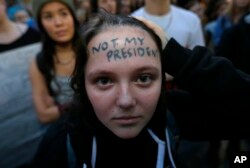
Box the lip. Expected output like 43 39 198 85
55 30 67 37
113 116 142 125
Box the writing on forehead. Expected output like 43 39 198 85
91 36 159 62
91 37 144 54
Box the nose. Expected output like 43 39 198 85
54 16 63 25
116 83 136 109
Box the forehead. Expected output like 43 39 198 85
41 2 68 12
88 26 157 50
87 26 160 65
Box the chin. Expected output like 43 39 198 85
113 128 141 139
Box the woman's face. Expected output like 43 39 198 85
40 2 75 44
98 0 117 14
233 0 250 8
85 26 162 139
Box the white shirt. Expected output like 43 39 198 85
131 5 205 49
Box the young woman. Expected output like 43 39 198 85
31 10 179 168
31 10 250 168
29 0 84 123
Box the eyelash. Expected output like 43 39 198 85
94 74 154 89
136 74 153 86
42 11 69 20
96 77 112 86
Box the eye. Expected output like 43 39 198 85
95 77 113 89
42 14 52 20
60 11 69 17
136 74 152 86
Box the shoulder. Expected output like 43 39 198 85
15 24 41 46
130 7 144 17
171 5 200 22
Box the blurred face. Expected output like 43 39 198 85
120 0 132 15
233 0 250 7
15 10 30 23
40 2 75 43
98 0 117 14
81 0 91 13
217 0 231 16
85 26 162 139
189 2 205 20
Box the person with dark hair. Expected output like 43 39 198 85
30 10 181 168
0 0 42 167
29 0 84 123
30 10 250 168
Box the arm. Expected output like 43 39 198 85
164 38 250 96
164 39 250 139
29 59 61 123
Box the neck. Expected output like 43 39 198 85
144 0 170 15
55 42 74 53
54 44 75 65
0 21 26 44
0 17 14 32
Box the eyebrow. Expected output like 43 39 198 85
86 65 161 78
41 7 69 15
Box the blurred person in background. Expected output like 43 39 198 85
13 6 38 30
131 0 204 49
183 0 207 26
213 0 250 51
0 0 43 167
92 0 118 14
118 0 133 15
204 0 230 49
80 0 92 18
217 11 250 74
14 7 30 23
29 0 84 124
75 0 92 25
0 0 40 52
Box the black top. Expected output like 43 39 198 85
0 27 41 53
27 38 250 168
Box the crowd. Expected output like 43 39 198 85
0 0 250 168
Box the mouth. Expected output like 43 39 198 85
56 30 67 37
113 116 142 125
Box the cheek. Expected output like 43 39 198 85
42 22 53 35
69 21 75 36
138 83 162 113
85 85 115 120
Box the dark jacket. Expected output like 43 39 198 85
165 38 250 140
29 38 250 167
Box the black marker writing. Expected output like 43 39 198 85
111 38 119 48
124 37 144 46
107 47 159 62
92 41 109 54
